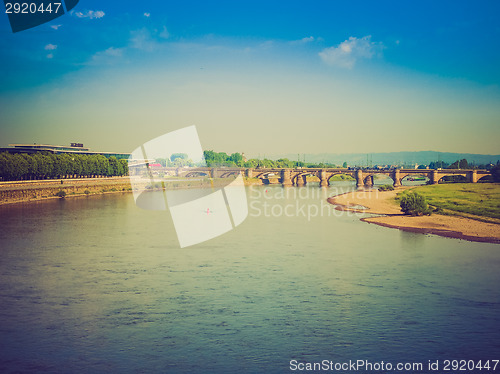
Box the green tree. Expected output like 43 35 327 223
33 153 53 179
448 159 469 169
14 154 29 180
119 159 129 176
96 155 109 176
229 153 243 166
170 153 188 162
108 156 120 176
400 191 432 216
491 165 500 182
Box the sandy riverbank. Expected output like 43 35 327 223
328 188 500 244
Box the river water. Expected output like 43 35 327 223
0 182 499 373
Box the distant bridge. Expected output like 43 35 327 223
130 165 492 187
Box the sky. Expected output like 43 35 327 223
1 0 499 157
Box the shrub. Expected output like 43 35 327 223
400 191 432 216
84 189 91 195
379 184 394 191
56 190 66 198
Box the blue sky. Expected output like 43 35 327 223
1 0 499 156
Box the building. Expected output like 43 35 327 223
0 143 130 159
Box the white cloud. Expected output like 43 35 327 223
74 10 105 19
44 44 57 50
159 26 170 39
144 12 150 17
290 36 315 45
130 28 158 51
46 53 54 59
90 47 124 64
102 47 123 57
50 24 62 30
319 35 384 69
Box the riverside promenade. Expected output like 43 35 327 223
0 177 132 205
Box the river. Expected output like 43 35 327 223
0 182 499 373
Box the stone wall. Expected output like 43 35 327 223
0 180 132 205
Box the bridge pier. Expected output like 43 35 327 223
296 174 307 186
319 170 329 187
245 168 253 178
364 175 374 187
281 169 293 187
468 170 478 183
430 170 439 184
392 169 401 187
356 169 364 188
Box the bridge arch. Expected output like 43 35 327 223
183 171 209 178
365 173 394 186
219 171 241 178
436 173 468 183
477 174 494 182
291 172 312 186
399 173 430 185
326 172 357 185
253 170 280 179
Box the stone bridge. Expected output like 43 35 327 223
247 168 491 187
141 166 492 187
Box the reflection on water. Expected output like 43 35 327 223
0 183 499 373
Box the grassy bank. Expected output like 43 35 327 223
405 183 500 221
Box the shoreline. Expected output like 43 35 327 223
328 188 500 244
0 177 133 206
0 176 263 206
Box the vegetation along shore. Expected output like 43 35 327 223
328 183 500 244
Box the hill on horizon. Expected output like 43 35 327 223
268 151 500 167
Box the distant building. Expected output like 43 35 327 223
0 143 130 159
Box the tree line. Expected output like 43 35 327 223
0 152 128 181
203 150 335 169
427 159 499 170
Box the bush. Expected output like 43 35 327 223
400 191 432 216
378 184 394 191
84 189 91 195
56 190 66 198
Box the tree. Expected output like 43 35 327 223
448 159 468 169
14 154 29 180
342 162 348 168
400 191 432 216
108 156 120 176
156 158 169 167
229 152 243 166
119 159 129 176
491 164 500 183
170 153 188 162
96 155 109 176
